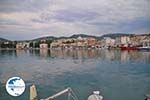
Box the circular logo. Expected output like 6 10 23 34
6 77 25 96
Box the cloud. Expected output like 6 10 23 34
0 0 51 13
118 17 150 33
0 0 150 40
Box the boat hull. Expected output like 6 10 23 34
120 46 137 50
137 47 150 51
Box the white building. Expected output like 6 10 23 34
16 43 25 49
121 36 130 44
104 37 115 47
24 42 30 48
40 43 48 49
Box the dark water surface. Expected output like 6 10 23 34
0 49 150 100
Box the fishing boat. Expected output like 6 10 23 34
30 84 103 100
120 44 137 51
30 84 149 100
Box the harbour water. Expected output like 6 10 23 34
0 49 150 100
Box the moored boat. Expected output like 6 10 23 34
137 46 150 51
137 40 150 51
120 44 137 50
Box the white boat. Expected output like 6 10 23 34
137 40 150 51
137 46 150 50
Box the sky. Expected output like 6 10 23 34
0 0 150 40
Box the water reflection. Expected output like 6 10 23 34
0 49 150 63
40 49 48 57
49 49 150 63
120 51 150 63
28 49 150 63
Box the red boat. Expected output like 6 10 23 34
120 44 137 50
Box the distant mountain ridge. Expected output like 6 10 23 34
0 33 149 42
32 36 56 41
0 37 10 42
37 33 150 40
99 33 135 39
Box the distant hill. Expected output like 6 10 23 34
69 33 138 40
32 36 57 41
136 33 150 36
70 34 97 38
99 33 135 39
31 34 98 41
0 37 10 42
28 33 149 41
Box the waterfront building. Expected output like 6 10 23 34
130 35 150 46
103 37 115 47
120 36 130 45
16 43 25 49
50 40 62 48
4 41 9 44
40 43 48 49
77 41 86 47
76 36 85 47
51 37 97 49
25 42 30 48
95 40 102 48
87 37 97 47
130 36 139 46
115 37 121 47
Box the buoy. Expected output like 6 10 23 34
88 91 103 100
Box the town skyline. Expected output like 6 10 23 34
0 33 149 51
